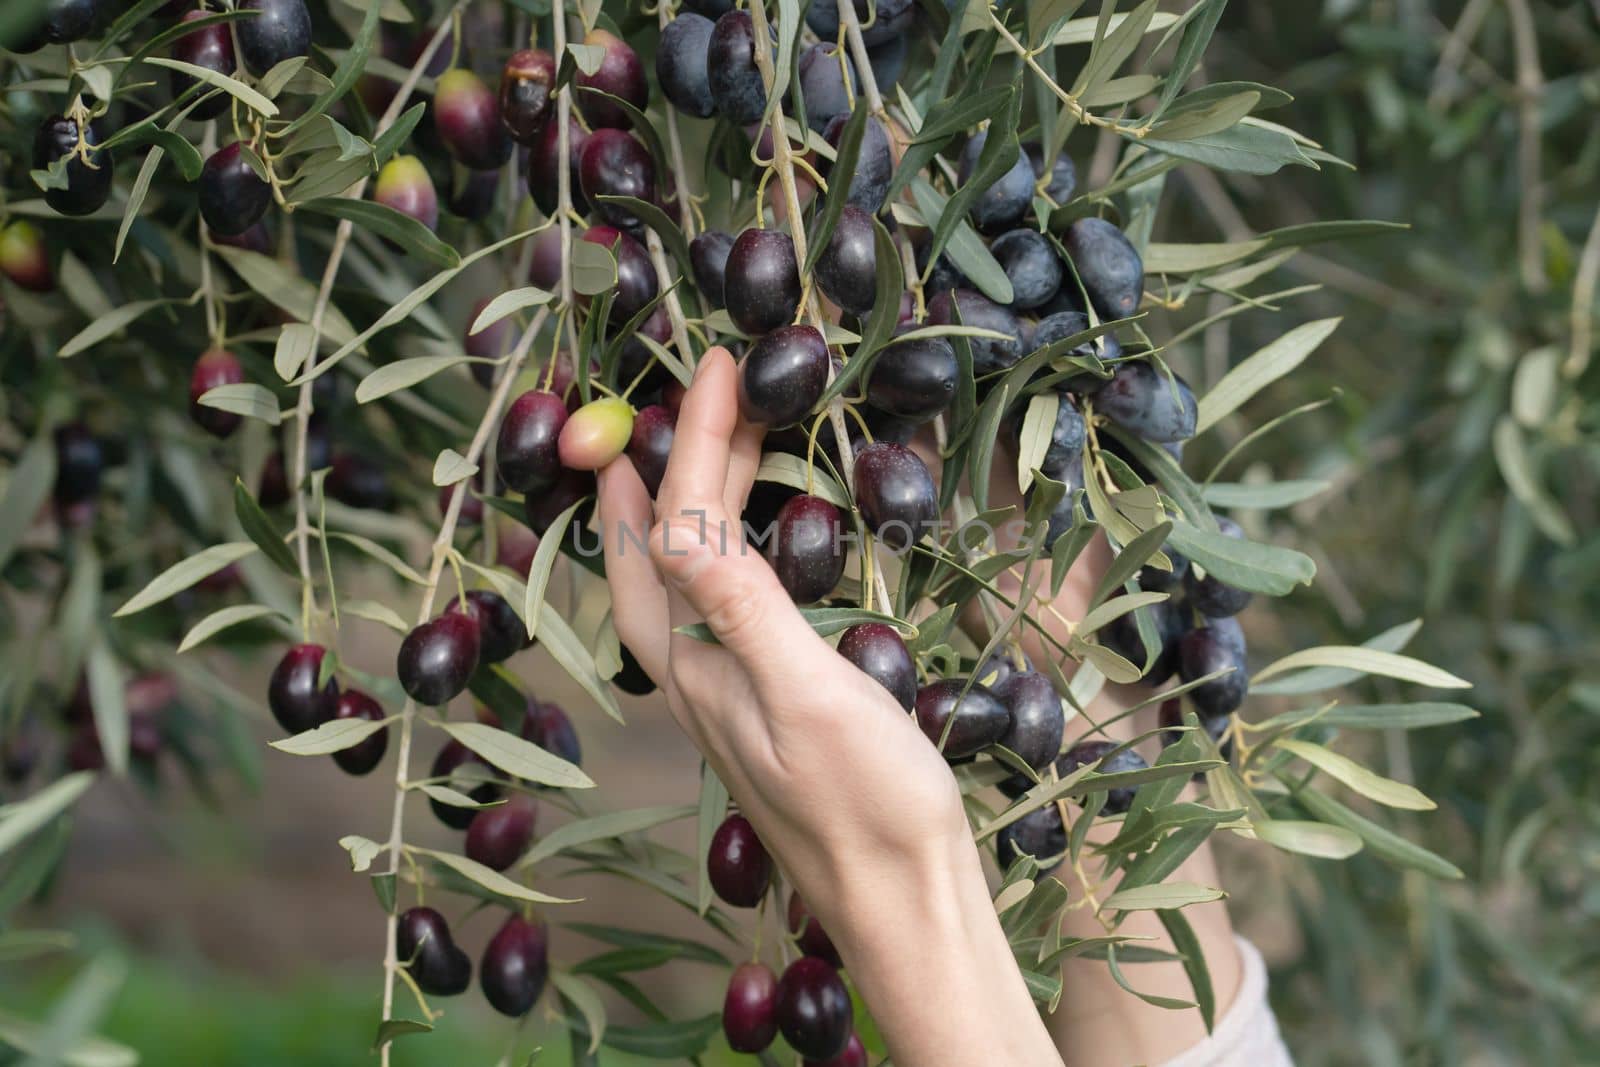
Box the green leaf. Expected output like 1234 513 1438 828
1252 702 1478 732
1146 90 1258 143
1104 881 1226 911
328 532 426 585
178 604 286 652
1200 479 1328 510
753 451 849 508
285 0 381 133
519 805 695 869
372 103 426 167
1276 739 1435 811
1250 619 1421 695
1144 121 1316 176
297 198 460 268
909 177 1014 304
1072 0 1159 98
410 846 579 904
525 498 586 642
1252 646 1470 690
1297 789 1463 879
1493 416 1576 545
198 384 283 426
212 245 358 347
145 57 279 116
1052 9 1178 45
572 237 618 295
1195 318 1340 434
471 286 555 335
234 479 299 576
271 715 393 755
371 1019 431 1050
552 971 608 1056
1252 818 1363 860
695 764 729 915
114 542 258 617
805 104 868 275
435 720 595 789
355 355 469 403
1165 519 1315 596
594 195 692 275
0 436 55 574
1158 908 1215 1032
0 773 95 858
340 834 383 872
431 448 477 487
57 299 173 358
1149 0 1228 118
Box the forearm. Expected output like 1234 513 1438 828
827 831 1063 1067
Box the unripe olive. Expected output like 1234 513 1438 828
559 397 635 471
0 221 53 292
434 69 513 170
373 155 439 231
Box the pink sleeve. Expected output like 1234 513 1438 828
1156 937 1293 1067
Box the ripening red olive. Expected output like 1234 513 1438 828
579 128 656 232
198 142 270 237
429 740 500 829
434 69 513 170
775 957 853 1060
398 906 472 996
626 404 675 497
465 794 537 871
497 390 568 493
373 155 438 232
722 961 779 1053
397 613 481 706
188 348 246 438
707 813 771 907
447 589 528 664
527 116 589 216
724 229 801 336
768 494 845 604
498 48 556 144
170 10 237 121
787 891 843 967
559 397 635 471
480 912 549 1016
738 324 829 428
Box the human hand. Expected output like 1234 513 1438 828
597 346 1061 1067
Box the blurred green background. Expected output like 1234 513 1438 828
4 0 1598 1064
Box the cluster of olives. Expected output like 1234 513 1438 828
396 904 550 1018
706 813 864 1064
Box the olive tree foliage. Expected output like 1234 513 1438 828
0 0 1492 1061
1156 3 1596 1064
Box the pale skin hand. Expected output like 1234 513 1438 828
598 347 1238 1065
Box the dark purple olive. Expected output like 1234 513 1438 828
328 453 392 511
806 0 914 47
521 700 583 768
817 205 876 317
627 404 675 497
447 589 527 664
914 679 1011 760
1178 622 1249 718
523 468 595 535
690 229 734 307
835 622 916 710
708 813 771 907
821 113 892 214
1184 517 1253 617
446 166 500 221
43 0 99 44
497 390 568 493
812 1032 869 1067
209 220 272 254
1058 740 1149 814
434 69 512 170
198 142 270 237
617 305 674 397
33 116 113 217
657 14 716 118
1026 142 1077 203
480 913 549 1016
466 794 537 871
498 48 555 145
927 288 1024 376
991 229 1063 310
787 892 844 967
707 11 767 124
1098 599 1186 686
959 129 1034 235
331 689 388 775
1160 698 1234 775
1064 217 1144 321
579 128 655 232
725 229 801 336
797 43 857 132
397 613 481 706
235 0 311 77
575 29 648 129
1096 360 1197 443
613 644 657 696
996 805 1067 870
429 740 500 828
739 324 828 427
976 647 1032 688
581 224 658 324
1138 547 1189 592
267 643 338 734
775 957 853 1060
768 495 845 604
527 117 589 216
865 335 957 422
188 348 245 438
994 671 1064 774
853 442 937 551
723 961 779 1053
398 907 471 996
171 11 236 120
1031 310 1121 363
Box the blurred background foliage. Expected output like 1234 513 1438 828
3 0 1598 1064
